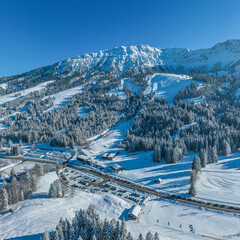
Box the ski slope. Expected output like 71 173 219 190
46 84 86 110
144 73 201 104
0 81 54 105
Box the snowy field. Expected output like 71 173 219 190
106 78 142 99
144 73 200 104
1 172 240 240
45 84 86 110
0 81 54 105
105 74 202 104
1 161 36 176
196 153 240 206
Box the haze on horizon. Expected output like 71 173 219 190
0 0 240 77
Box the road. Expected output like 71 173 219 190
1 155 240 214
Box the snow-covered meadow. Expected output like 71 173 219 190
1 171 240 240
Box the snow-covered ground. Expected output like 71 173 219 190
106 78 142 100
144 73 200 104
46 84 86 110
196 153 240 206
1 161 36 176
0 81 54 105
1 171 240 240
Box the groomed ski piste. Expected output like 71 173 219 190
1 73 240 239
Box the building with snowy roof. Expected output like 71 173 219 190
108 163 125 172
77 155 92 165
102 151 119 160
128 205 142 219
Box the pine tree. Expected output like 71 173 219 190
165 147 173 164
70 139 75 149
146 231 153 240
10 176 19 204
138 233 144 240
172 147 180 163
19 189 24 201
222 139 231 156
42 231 50 240
192 156 201 173
102 218 111 240
56 160 63 171
32 143 36 151
10 167 16 179
49 182 57 198
190 169 197 184
0 187 8 210
153 145 161 162
153 232 160 240
113 220 121 240
189 182 197 196
11 146 21 155
120 218 127 240
77 146 82 156
212 145 218 163
199 148 207 168
8 139 13 147
49 179 66 198
127 232 133 240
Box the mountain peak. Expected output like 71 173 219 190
212 39 240 51
3 39 240 82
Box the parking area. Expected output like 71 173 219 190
60 168 103 185
59 167 147 205
103 182 146 204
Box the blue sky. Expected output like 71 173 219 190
0 0 240 77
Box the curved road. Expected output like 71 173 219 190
1 155 240 214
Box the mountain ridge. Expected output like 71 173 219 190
2 39 240 82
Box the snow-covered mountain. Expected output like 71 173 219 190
2 39 240 82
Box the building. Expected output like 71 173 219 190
128 205 142 219
154 178 162 184
108 163 125 172
81 149 91 157
102 151 119 160
102 153 109 159
77 155 92 165
107 151 119 160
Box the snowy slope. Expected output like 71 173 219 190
196 153 240 206
0 81 54 105
144 73 198 104
1 172 240 240
45 84 85 110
